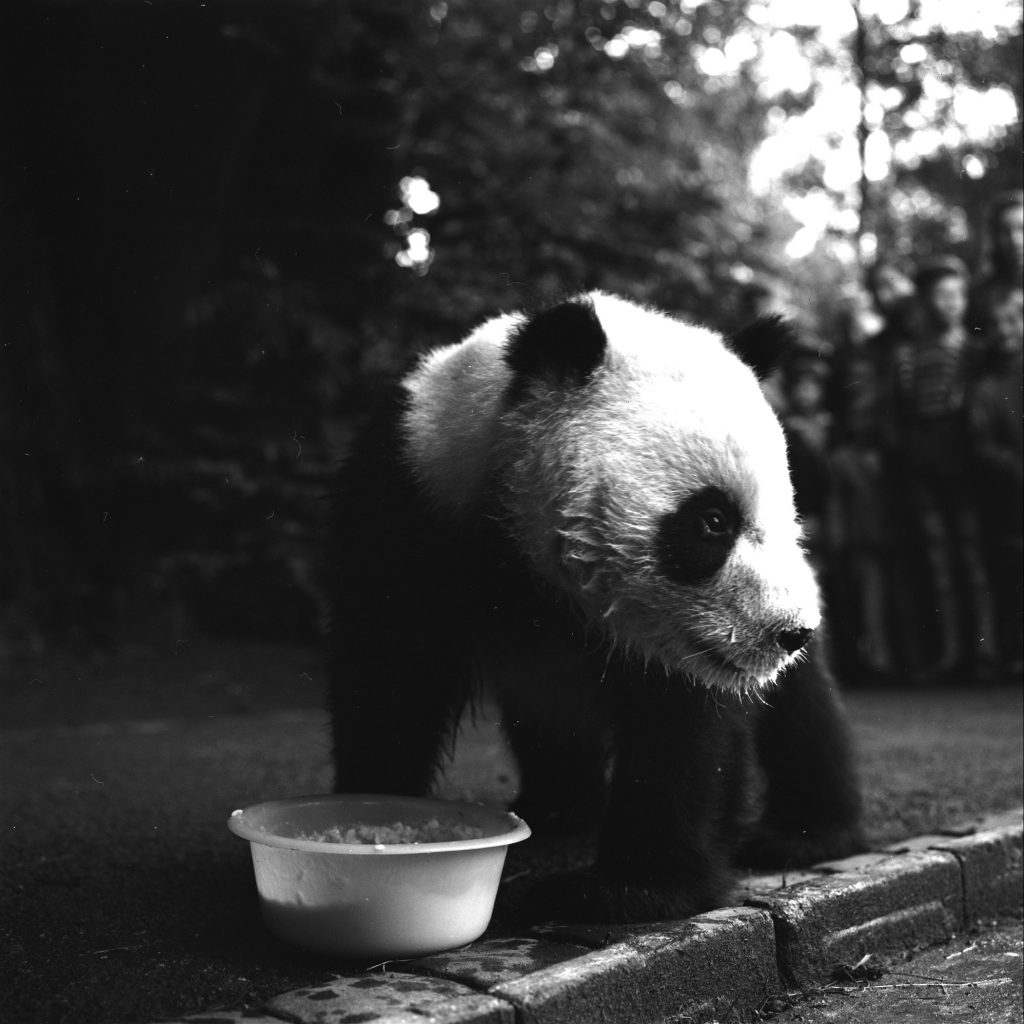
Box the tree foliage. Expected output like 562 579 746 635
768 0 1022 266
1 0 1019 647
378 0 800 336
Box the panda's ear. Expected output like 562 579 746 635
729 314 800 380
504 297 608 395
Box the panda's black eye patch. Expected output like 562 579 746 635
656 487 741 584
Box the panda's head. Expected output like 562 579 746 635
403 292 821 694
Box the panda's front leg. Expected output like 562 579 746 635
738 639 866 868
522 674 749 924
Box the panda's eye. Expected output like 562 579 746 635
699 508 730 538
655 487 741 584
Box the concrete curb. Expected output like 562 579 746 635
165 809 1022 1024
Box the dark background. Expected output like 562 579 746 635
1 0 1020 658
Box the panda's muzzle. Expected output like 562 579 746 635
776 626 814 655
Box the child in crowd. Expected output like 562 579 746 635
970 190 1024 338
865 261 914 355
886 256 996 680
966 289 1024 675
827 261 914 678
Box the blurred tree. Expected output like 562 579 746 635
0 1 413 647
3 0 1017 649
855 0 1022 265
380 0 795 336
770 0 1023 269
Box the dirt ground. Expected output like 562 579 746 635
1 636 1021 1024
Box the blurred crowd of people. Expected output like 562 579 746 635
766 191 1023 685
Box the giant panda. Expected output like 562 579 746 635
327 292 864 923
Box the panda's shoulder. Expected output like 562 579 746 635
400 311 523 514
404 311 520 410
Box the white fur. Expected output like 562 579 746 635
402 311 523 514
402 292 821 694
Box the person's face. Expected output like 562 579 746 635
789 374 823 414
925 275 967 329
991 296 1024 356
994 204 1024 273
872 267 912 315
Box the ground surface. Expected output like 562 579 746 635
1 637 1021 1024
760 919 1023 1024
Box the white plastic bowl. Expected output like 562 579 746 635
228 793 530 959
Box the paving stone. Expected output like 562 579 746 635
748 850 963 989
528 919 682 950
933 823 1024 923
265 973 513 1024
491 907 779 1024
403 934 591 989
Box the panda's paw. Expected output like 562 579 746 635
736 821 867 869
512 867 728 925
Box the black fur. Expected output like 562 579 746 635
656 486 742 585
729 314 801 380
326 318 864 925
504 296 608 399
326 388 478 798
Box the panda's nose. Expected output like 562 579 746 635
777 627 814 654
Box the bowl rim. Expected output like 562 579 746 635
227 792 531 855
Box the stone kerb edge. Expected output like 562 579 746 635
164 813 1023 1024
745 817 1023 990
490 906 779 1024
746 848 964 989
931 822 1024 923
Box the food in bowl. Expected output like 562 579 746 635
228 793 530 959
296 818 487 845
